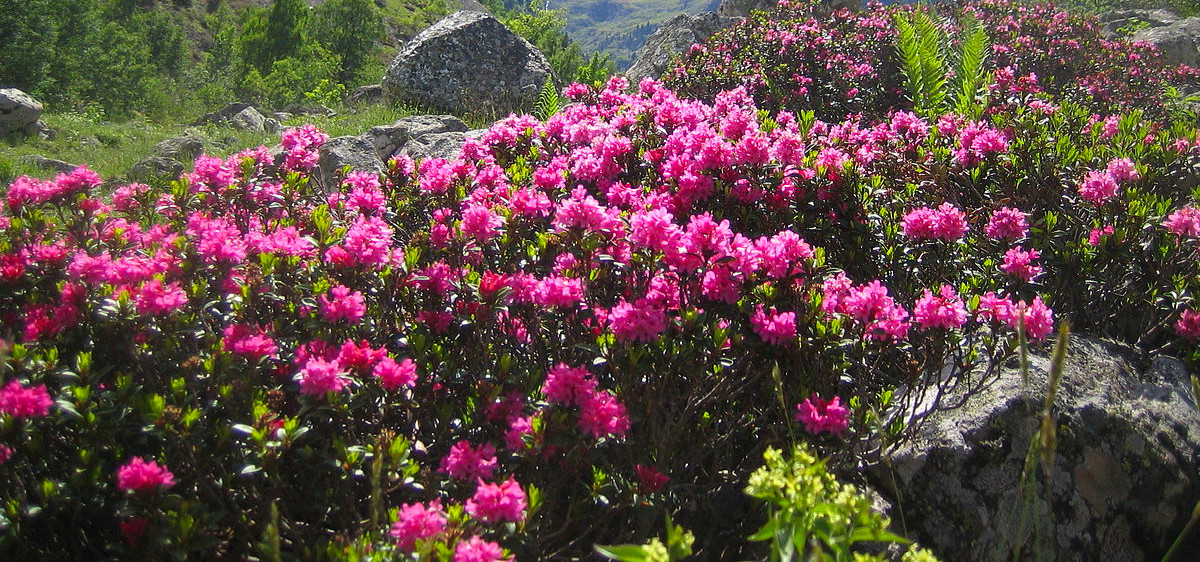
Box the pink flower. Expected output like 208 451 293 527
460 204 505 242
453 536 510 562
319 285 366 323
608 300 667 343
1019 297 1055 340
222 324 278 361
635 464 670 493
374 357 418 391
134 279 189 316
840 281 910 341
902 203 967 241
913 285 968 330
0 381 52 419
1164 206 1200 238
340 215 394 268
751 305 797 346
120 517 149 546
1078 170 1119 205
116 457 176 492
1175 310 1200 339
794 394 850 437
1001 246 1043 282
533 276 584 308
755 230 813 279
985 207 1029 240
541 363 597 406
466 477 527 524
440 440 498 481
1089 225 1115 246
505 415 536 452
1106 157 1139 182
296 358 348 396
390 501 447 552
578 390 631 439
0 444 12 465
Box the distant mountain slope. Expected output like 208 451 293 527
545 0 721 69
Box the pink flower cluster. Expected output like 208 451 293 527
912 285 968 330
390 501 447 552
902 203 969 241
440 440 498 481
541 363 631 440
978 293 1055 340
0 380 52 419
465 477 527 524
116 457 176 493
795 394 850 437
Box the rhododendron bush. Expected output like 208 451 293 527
4 35 1200 562
667 0 1200 123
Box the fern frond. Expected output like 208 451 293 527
893 12 924 112
953 16 990 119
534 75 559 121
913 10 946 117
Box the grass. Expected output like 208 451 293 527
0 102 452 185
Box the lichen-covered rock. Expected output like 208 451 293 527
365 114 469 161
347 84 384 107
381 11 553 116
1131 17 1200 67
17 155 77 174
152 134 205 163
317 136 384 189
876 336 1200 560
626 12 735 85
194 102 279 133
1101 9 1181 39
0 88 45 138
128 157 185 183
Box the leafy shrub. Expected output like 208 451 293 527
3 8 1200 559
666 0 1198 124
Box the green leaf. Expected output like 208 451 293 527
594 544 649 561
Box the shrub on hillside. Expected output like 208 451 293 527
666 0 1199 124
2 69 1199 558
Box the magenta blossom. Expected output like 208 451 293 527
795 394 850 437
466 477 527 524
319 285 366 324
453 536 510 562
374 357 418 391
390 501 447 552
0 381 52 419
985 207 1029 240
440 440 498 482
1175 310 1200 339
751 305 797 346
116 457 176 493
913 285 968 330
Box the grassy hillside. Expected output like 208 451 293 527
547 0 720 68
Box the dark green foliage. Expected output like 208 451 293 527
310 0 385 85
238 0 308 77
492 0 616 85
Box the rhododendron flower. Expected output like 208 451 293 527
440 440 498 481
751 305 796 346
913 285 968 330
902 203 967 241
541 363 597 406
839 281 910 341
1018 297 1055 340
374 357 417 391
460 204 505 242
116 457 176 492
533 276 584 308
0 381 52 419
1164 206 1200 238
454 536 510 562
578 390 631 439
340 215 394 268
635 464 670 493
466 477 527 524
1106 157 1139 182
1175 310 1200 339
222 324 278 361
795 394 850 437
134 279 189 316
1089 225 1115 246
120 517 149 546
319 285 366 323
608 300 667 343
1001 246 1043 282
296 358 348 396
505 415 536 452
1078 170 1119 205
0 444 12 465
390 501 447 552
985 207 1029 240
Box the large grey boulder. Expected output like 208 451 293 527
365 114 469 161
128 157 185 183
152 134 205 163
317 136 385 189
1131 17 1200 67
381 11 554 116
18 155 78 174
1101 9 1181 39
626 12 735 86
194 102 281 134
876 336 1200 560
347 84 384 107
0 88 45 137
